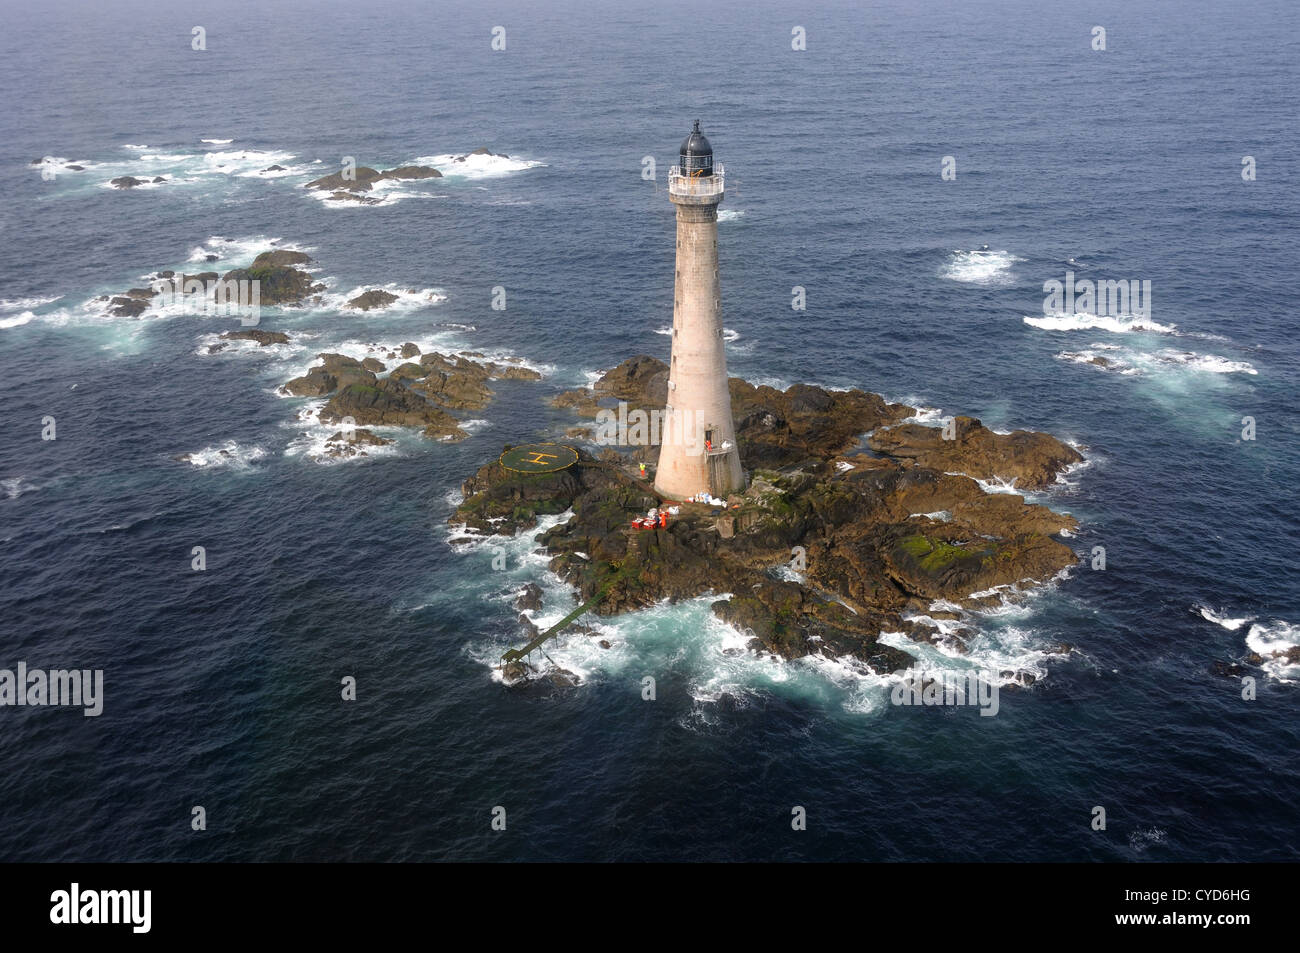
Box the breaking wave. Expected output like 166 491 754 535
1025 311 1176 334
942 248 1023 286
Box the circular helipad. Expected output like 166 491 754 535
499 443 579 473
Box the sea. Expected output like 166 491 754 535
1 0 1297 861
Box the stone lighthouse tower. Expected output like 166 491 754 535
654 120 746 501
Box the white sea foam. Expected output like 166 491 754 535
718 209 745 223
178 441 267 470
1245 619 1298 657
1 295 62 312
62 148 302 191
29 155 94 178
413 151 545 178
2 477 41 500
1056 345 1256 377
0 312 36 329
236 161 315 179
184 235 307 267
1158 351 1256 374
901 405 943 425
942 248 1023 286
1026 311 1176 334
194 148 296 174
1055 349 1142 375
963 474 1022 495
1128 828 1168 852
194 332 307 361
300 161 455 206
318 285 448 312
748 376 794 391
281 398 404 464
283 419 406 464
880 622 1053 690
1196 604 1252 631
200 138 234 145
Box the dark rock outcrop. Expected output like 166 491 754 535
321 378 468 441
346 290 400 311
282 353 377 397
221 250 323 306
322 428 394 458
304 166 385 192
515 583 544 612
305 164 442 193
381 165 443 180
221 329 289 346
867 415 1083 489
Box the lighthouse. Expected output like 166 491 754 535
654 120 746 501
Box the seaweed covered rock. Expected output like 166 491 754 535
221 251 323 306
867 415 1083 490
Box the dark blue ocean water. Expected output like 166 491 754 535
1 0 1297 861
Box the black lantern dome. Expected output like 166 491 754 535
679 119 714 176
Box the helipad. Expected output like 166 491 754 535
499 443 579 474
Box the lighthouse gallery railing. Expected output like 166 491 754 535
667 163 725 197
